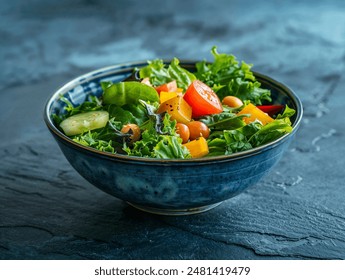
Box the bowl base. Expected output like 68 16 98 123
126 202 222 216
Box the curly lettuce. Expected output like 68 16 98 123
139 58 196 91
195 46 271 105
123 113 190 159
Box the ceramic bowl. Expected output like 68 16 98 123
44 61 303 215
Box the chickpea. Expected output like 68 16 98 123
176 123 190 144
121 124 141 143
222 96 244 108
187 121 210 140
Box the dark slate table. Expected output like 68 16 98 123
1 0 345 260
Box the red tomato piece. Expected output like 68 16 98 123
183 80 223 118
155 80 177 94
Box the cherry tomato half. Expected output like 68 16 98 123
175 123 190 144
187 121 210 140
183 80 223 118
155 80 177 94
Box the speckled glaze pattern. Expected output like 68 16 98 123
44 61 303 215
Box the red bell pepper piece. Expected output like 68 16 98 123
257 105 285 116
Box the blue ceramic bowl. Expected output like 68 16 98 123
44 61 303 215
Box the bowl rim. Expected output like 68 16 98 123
44 60 303 165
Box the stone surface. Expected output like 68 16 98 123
1 0 345 260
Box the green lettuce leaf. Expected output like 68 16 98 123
195 46 271 105
199 111 247 130
207 129 253 156
226 78 271 105
153 135 190 159
223 130 253 153
207 137 228 157
276 105 296 119
123 114 190 159
139 58 196 90
106 103 148 127
207 114 292 156
248 118 293 147
196 46 255 86
72 130 115 153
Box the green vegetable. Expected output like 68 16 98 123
223 130 253 153
139 58 196 91
207 128 254 157
59 111 109 136
226 78 272 105
72 130 115 153
154 135 190 159
102 81 159 106
248 118 292 146
195 46 271 105
124 114 190 159
207 137 227 157
276 105 296 119
199 111 247 130
139 100 166 135
248 106 295 146
206 106 294 157
106 104 148 127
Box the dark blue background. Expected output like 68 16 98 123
1 0 345 259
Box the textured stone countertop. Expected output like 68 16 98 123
1 0 345 260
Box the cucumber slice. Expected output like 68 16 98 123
60 111 109 136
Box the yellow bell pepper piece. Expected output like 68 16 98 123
183 137 209 158
157 95 192 124
237 103 274 125
160 91 178 104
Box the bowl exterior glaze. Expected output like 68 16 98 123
44 61 303 214
53 134 290 210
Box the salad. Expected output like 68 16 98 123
53 47 295 159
